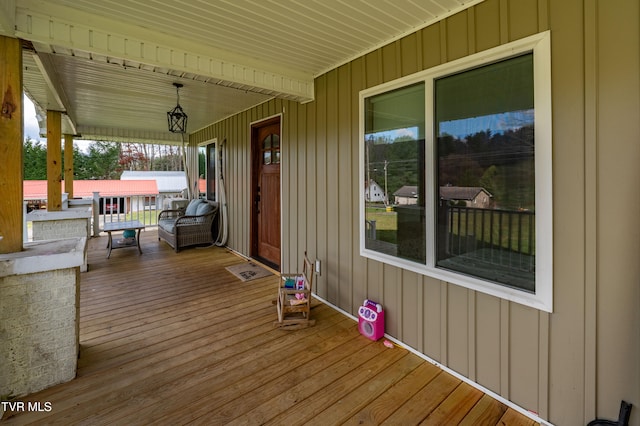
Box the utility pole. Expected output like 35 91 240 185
365 135 372 201
384 159 388 207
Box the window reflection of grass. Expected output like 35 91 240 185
366 206 397 244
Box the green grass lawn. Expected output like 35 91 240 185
117 210 159 225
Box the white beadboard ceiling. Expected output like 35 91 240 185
6 0 482 143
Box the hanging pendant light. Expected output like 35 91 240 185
167 82 188 133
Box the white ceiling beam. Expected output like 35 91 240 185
13 1 314 102
77 126 182 144
29 50 78 135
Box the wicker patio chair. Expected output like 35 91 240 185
158 199 219 252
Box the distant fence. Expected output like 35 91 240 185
92 192 181 235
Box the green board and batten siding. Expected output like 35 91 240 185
190 1 640 424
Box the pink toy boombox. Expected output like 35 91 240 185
358 299 385 341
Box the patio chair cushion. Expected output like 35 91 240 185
185 198 203 216
158 218 176 234
196 201 215 216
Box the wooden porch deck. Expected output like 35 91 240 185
3 230 538 425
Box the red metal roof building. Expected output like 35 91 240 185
23 180 159 200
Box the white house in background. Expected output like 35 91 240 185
364 180 386 203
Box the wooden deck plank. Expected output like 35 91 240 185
381 371 460 424
459 394 508 425
342 361 443 425
79 274 244 319
165 323 367 425
421 382 484 425
303 352 425 425
78 283 275 350
107 319 357 425
499 408 539 426
44 307 346 423
5 309 344 425
71 316 357 425
77 307 278 376
262 343 408 426
1 231 539 425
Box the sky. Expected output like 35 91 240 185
23 94 41 141
367 127 419 142
366 110 535 143
439 110 535 140
23 95 92 152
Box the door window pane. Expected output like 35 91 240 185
262 134 280 165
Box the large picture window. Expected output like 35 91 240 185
360 32 552 311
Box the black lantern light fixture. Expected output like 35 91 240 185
167 82 188 133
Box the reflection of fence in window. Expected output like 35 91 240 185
365 219 376 239
442 205 535 273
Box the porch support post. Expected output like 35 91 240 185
92 191 100 236
47 110 62 211
64 133 74 198
0 35 24 254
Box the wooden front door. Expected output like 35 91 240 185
251 118 281 270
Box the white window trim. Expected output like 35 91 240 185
199 138 218 202
359 31 552 312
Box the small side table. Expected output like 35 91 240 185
103 221 145 258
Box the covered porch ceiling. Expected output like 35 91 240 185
2 0 482 144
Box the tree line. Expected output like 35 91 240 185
366 124 535 210
366 136 422 202
438 126 535 210
23 139 188 180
